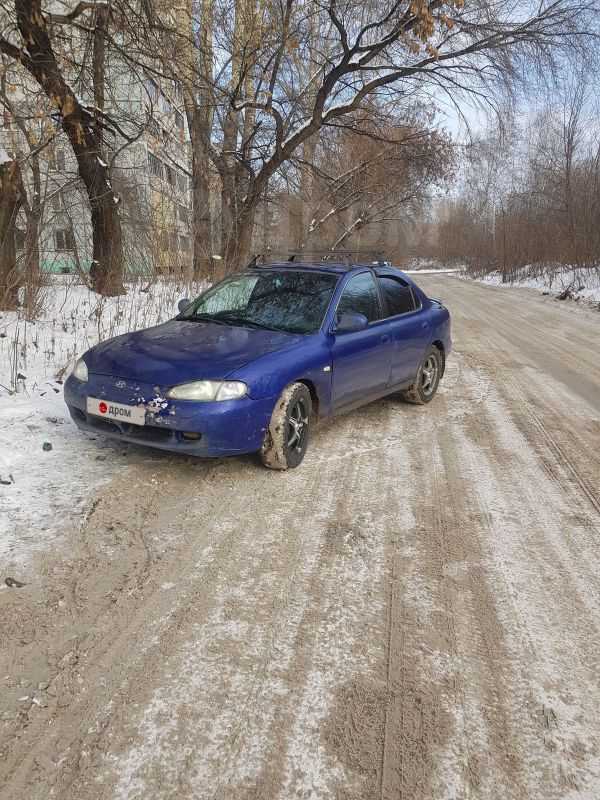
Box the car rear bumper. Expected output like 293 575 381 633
64 375 276 457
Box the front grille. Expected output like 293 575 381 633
120 423 174 443
74 408 175 444
86 415 122 436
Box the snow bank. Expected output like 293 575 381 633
0 276 206 568
468 265 600 306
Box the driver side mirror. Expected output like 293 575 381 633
334 312 368 333
178 298 191 314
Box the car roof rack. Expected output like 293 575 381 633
247 250 385 269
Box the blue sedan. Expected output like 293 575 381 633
64 260 451 469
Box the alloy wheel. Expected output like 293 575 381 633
287 399 309 454
421 354 439 396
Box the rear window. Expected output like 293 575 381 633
378 276 416 317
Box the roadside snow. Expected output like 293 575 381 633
467 265 600 305
0 276 206 568
404 268 463 275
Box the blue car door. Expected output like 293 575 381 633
330 271 395 410
376 274 432 385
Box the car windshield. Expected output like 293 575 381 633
179 270 338 334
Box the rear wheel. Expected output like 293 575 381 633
259 382 312 469
400 345 443 405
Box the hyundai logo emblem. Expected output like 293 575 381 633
116 380 126 388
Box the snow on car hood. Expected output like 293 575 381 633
85 319 301 384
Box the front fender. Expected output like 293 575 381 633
229 335 333 420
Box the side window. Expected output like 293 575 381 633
378 276 416 317
337 272 381 323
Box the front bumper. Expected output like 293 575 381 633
64 374 276 457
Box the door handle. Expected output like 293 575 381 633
380 334 391 343
422 322 430 330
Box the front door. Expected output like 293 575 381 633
330 271 395 410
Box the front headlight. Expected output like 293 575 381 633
166 380 247 401
72 357 88 383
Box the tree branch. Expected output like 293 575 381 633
44 0 109 25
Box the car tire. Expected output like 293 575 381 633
259 382 312 470
400 345 443 405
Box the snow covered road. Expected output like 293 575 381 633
1 276 599 799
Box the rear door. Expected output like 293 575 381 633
376 275 432 386
330 271 395 410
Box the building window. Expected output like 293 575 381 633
147 152 163 179
162 232 178 252
165 164 176 186
162 96 171 115
130 184 148 207
178 203 189 223
149 118 161 138
15 228 26 249
177 171 187 192
174 110 184 131
179 235 190 252
51 150 66 171
55 229 75 251
145 78 158 103
51 192 63 212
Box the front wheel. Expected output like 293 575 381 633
400 345 443 405
259 382 312 469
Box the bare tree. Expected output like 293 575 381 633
300 114 452 252
0 0 131 295
174 0 215 276
0 147 23 308
198 0 594 270
431 78 600 276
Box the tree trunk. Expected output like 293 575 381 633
178 0 214 279
88 192 124 294
219 0 245 258
189 121 214 278
14 0 125 296
220 114 240 258
261 191 270 254
501 205 507 283
23 210 40 276
0 157 23 310
222 196 258 270
20 210 41 319
19 157 41 293
65 139 123 295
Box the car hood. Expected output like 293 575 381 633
85 319 302 384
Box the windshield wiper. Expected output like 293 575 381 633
216 314 283 332
183 313 228 325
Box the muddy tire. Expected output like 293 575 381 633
259 383 312 470
400 345 443 405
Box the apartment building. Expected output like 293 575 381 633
1 58 193 276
